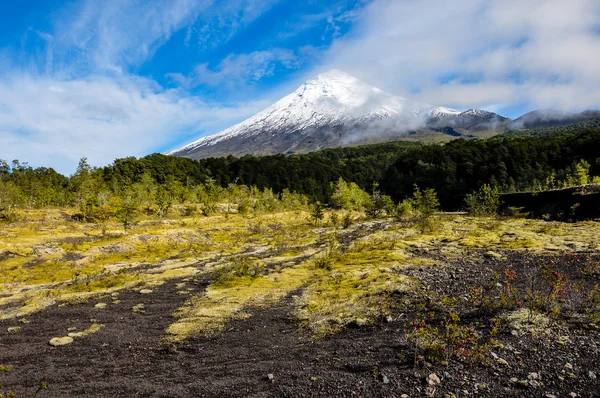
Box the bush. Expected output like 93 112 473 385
411 186 440 218
330 178 372 211
395 200 420 225
365 183 394 219
464 184 500 216
311 202 325 226
215 257 264 283
181 205 198 217
341 212 353 229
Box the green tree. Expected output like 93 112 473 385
411 186 440 218
464 184 500 216
567 159 590 186
311 201 325 226
365 183 394 218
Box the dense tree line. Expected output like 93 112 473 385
1 127 599 218
381 128 600 208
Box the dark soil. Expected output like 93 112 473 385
1 251 599 397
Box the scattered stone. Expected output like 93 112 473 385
49 337 74 347
7 326 21 333
545 394 557 398
382 375 389 384
518 380 529 388
444 372 452 380
139 289 153 294
529 380 540 388
476 383 489 391
511 329 519 337
528 372 539 380
569 393 577 398
484 251 504 260
564 363 573 370
400 395 409 398
510 378 518 383
94 303 107 309
588 371 597 380
427 373 441 386
267 374 274 383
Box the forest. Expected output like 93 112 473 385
1 126 599 219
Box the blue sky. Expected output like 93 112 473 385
1 0 599 174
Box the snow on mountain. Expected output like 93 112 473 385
169 70 460 155
168 70 509 159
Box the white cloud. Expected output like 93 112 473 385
321 0 600 113
167 49 302 89
0 74 270 174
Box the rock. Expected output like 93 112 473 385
564 363 573 370
484 251 504 260
267 373 274 383
49 336 74 347
569 393 577 398
511 329 519 337
528 372 539 380
545 394 557 398
94 303 107 309
139 289 153 294
400 395 409 398
588 371 597 380
444 372 452 380
529 380 540 388
382 375 390 384
427 373 441 386
518 380 529 388
7 326 21 333
510 378 518 383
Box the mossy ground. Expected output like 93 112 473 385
1 208 600 397
2 208 599 341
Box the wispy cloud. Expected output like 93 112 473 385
167 48 305 89
48 0 210 74
322 0 600 113
0 73 270 174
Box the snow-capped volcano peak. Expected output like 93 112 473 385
168 70 502 159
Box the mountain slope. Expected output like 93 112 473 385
507 109 600 130
169 70 506 159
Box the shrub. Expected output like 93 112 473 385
330 178 372 211
181 205 198 217
411 186 439 218
406 312 482 366
215 257 264 283
314 236 338 271
365 183 394 219
464 184 500 216
311 202 325 226
341 212 353 229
